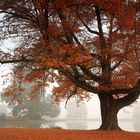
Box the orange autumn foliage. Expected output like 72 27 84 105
0 0 140 130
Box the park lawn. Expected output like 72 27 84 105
0 128 140 140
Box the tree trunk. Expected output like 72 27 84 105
98 94 121 131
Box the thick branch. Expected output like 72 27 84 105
79 65 101 82
0 58 32 64
57 10 74 44
59 69 100 94
70 32 82 46
118 91 139 108
95 6 104 38
76 7 99 36
116 82 140 109
0 10 31 21
111 60 122 71
78 16 99 35
112 27 120 33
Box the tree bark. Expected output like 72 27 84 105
98 94 121 131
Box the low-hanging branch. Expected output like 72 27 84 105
59 69 100 94
0 58 32 64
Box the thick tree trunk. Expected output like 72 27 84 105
98 94 121 131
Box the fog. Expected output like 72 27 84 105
57 96 140 131
0 61 140 131
0 94 139 131
0 104 8 118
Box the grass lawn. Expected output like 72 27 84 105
0 128 140 140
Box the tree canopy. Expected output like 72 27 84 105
0 0 140 130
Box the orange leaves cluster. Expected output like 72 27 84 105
97 85 110 92
54 0 76 10
122 15 135 29
2 84 24 105
95 0 135 29
61 45 91 64
0 0 139 103
57 45 86 64
25 70 46 83
33 0 48 10
112 62 139 89
112 77 136 89
47 24 62 38
52 76 75 101
28 85 43 100
2 64 49 103
53 76 91 102
32 39 91 70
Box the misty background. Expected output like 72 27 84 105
0 39 140 132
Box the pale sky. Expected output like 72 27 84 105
58 95 135 119
0 38 140 127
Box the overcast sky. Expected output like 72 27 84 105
0 38 139 119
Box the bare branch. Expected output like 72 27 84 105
0 58 32 64
65 87 77 108
111 60 122 71
0 10 31 21
76 8 99 36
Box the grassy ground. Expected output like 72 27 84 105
0 128 139 140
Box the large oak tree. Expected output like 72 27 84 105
0 0 140 130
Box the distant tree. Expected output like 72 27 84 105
2 91 60 120
1 69 60 120
0 0 140 130
12 95 60 119
0 104 7 120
